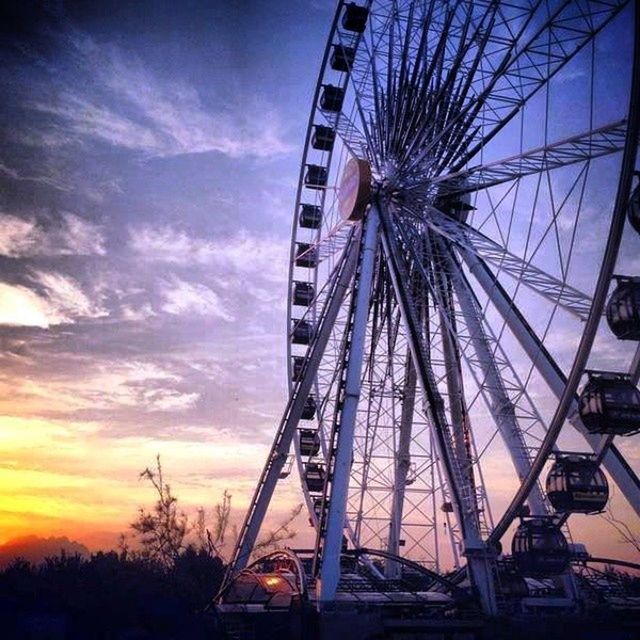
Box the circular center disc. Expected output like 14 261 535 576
338 158 372 222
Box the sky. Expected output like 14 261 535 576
0 0 336 552
0 0 638 566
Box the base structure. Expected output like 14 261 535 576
215 549 640 640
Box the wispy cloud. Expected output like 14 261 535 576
0 160 71 191
0 283 62 328
128 224 288 283
19 30 294 160
0 211 105 258
0 270 106 328
160 276 233 321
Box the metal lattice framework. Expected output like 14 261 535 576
223 0 640 616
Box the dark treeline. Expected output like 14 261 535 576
0 456 302 639
0 547 227 639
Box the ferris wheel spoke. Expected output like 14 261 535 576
392 3 501 176
431 119 627 197
397 0 542 176
410 205 593 319
397 222 550 515
380 201 503 608
440 243 550 515
321 107 371 161
462 249 640 520
229 234 360 575
379 200 484 536
452 0 629 169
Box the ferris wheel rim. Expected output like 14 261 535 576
285 0 640 569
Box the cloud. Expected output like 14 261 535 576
0 359 200 416
0 282 61 328
32 270 107 319
128 225 288 283
0 211 105 258
20 30 294 160
160 276 233 321
0 160 71 191
0 270 106 327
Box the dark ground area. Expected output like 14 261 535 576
0 548 227 639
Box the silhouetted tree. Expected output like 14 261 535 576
130 455 189 567
252 503 304 558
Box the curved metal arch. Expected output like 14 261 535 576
487 0 640 545
346 547 476 603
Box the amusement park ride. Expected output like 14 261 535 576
216 0 640 637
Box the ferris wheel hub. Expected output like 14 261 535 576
338 157 372 222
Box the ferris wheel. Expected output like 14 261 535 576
225 0 640 615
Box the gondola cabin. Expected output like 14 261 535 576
606 277 640 340
301 395 317 420
330 45 355 72
545 455 609 513
320 84 344 112
291 319 314 345
291 356 305 382
294 243 318 268
511 518 570 578
304 463 325 493
299 429 320 457
299 204 322 229
305 164 327 189
628 179 640 234
578 372 640 436
293 281 315 306
342 3 368 32
311 125 335 152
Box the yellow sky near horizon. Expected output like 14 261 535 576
0 413 306 553
0 411 638 567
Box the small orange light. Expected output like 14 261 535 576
263 576 282 588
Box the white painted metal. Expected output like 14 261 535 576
378 200 498 615
230 236 359 574
318 207 380 604
462 249 640 517
444 249 548 516
385 355 416 578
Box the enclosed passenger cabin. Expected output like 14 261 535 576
304 463 325 493
291 319 314 345
294 243 318 268
299 204 322 229
301 395 317 420
606 277 640 340
342 3 369 32
299 429 320 457
311 125 335 151
291 356 305 382
545 455 609 513
320 84 344 112
578 371 640 436
278 455 294 479
629 180 640 233
330 45 355 72
305 164 327 189
511 518 570 578
293 281 315 306
312 497 326 520
217 551 304 610
219 570 298 607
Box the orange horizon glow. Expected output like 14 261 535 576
1 411 638 567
